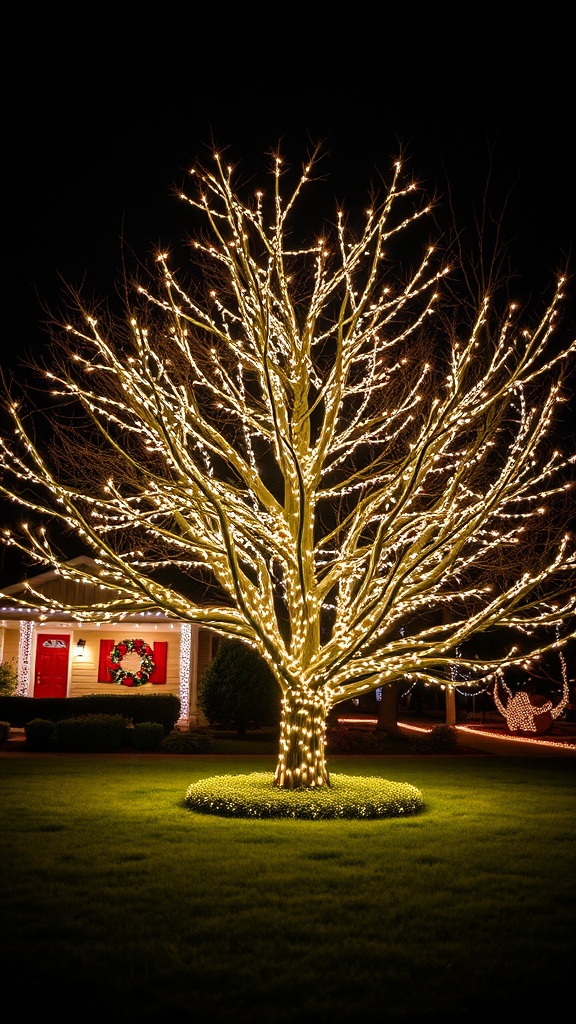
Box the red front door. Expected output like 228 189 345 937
34 634 70 698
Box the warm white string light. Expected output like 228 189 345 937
179 623 192 721
17 621 34 696
492 646 570 733
0 147 575 788
399 721 576 752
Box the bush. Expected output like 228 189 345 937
0 720 11 743
159 728 214 754
326 727 375 753
122 722 135 747
326 726 416 754
55 714 125 752
199 639 280 736
0 693 181 731
133 721 164 751
25 718 57 751
0 660 18 696
425 724 459 753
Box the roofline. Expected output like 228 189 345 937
1 556 101 595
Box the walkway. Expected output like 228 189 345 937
401 719 576 757
335 713 576 757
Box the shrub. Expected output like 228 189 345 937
0 693 181 731
159 728 214 754
0 720 11 743
122 722 135 747
326 726 414 754
426 724 459 753
326 727 374 753
25 718 56 751
199 639 280 736
133 721 164 751
0 660 18 697
55 714 125 752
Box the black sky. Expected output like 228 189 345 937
3 24 574 363
1 21 574 581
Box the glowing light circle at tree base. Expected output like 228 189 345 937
185 772 425 820
107 638 155 687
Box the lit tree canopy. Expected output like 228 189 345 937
1 147 575 787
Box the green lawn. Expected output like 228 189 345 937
1 754 574 1023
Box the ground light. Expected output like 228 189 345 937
185 771 424 819
336 717 576 753
453 724 576 752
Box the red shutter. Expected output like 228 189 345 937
98 639 115 682
150 641 168 684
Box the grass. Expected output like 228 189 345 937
1 754 574 1023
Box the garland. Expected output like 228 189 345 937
108 638 155 687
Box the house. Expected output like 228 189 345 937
0 556 221 725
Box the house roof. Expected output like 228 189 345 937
0 556 178 624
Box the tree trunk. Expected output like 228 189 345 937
274 691 330 789
375 679 406 737
445 686 457 725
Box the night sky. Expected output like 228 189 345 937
1 24 574 582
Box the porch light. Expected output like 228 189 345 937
76 638 86 658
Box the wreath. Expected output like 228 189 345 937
108 638 155 687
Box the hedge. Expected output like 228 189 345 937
0 693 181 734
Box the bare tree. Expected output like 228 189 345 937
1 147 575 787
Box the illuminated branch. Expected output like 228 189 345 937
1 146 575 787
